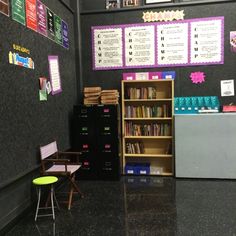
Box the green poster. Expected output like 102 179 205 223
11 0 25 25
54 14 62 45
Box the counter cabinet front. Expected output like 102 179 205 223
175 113 236 179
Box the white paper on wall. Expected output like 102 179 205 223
190 19 223 64
221 80 235 97
157 22 188 66
125 25 155 67
93 28 123 68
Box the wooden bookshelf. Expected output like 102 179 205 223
121 79 174 176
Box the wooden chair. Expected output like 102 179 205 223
39 141 83 210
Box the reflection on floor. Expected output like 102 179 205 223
5 176 236 235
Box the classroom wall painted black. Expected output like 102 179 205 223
0 0 78 231
79 0 236 106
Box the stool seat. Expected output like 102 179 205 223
33 176 58 186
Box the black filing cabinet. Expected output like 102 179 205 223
72 105 120 180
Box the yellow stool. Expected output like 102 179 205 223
33 176 59 221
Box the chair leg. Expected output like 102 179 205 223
69 175 84 198
35 187 41 221
53 190 60 210
45 189 51 208
68 185 74 210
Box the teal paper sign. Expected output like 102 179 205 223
54 14 62 45
11 0 26 25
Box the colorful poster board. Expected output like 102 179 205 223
36 0 47 36
11 0 26 25
9 44 34 69
46 8 55 40
2 0 69 49
62 20 69 49
54 14 62 45
92 16 224 70
0 0 9 16
25 0 37 31
48 55 62 95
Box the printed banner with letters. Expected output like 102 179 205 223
92 16 224 70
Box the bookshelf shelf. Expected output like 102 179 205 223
124 99 172 102
124 136 172 139
124 117 172 121
121 79 174 176
124 154 173 158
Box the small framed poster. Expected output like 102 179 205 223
145 0 172 4
123 0 141 7
106 0 120 9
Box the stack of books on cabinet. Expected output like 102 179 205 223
83 87 101 105
122 79 174 176
101 89 119 104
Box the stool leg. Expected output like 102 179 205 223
35 187 41 221
51 185 55 220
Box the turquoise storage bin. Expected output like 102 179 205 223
174 96 220 114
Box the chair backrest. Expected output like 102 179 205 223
40 141 58 160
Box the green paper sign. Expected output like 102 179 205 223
39 90 47 101
11 0 26 25
54 14 62 45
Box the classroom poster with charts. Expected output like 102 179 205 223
48 55 62 95
25 0 37 31
190 18 224 65
92 16 224 70
124 25 155 67
92 27 123 70
157 22 188 66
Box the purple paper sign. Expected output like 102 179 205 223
36 0 47 36
48 55 62 95
62 20 69 49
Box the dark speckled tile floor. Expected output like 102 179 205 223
4 176 236 236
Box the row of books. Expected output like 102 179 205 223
126 141 172 154
125 105 170 118
126 142 144 154
125 122 171 136
125 87 158 99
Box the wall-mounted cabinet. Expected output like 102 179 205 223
121 79 174 176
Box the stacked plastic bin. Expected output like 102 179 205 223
174 96 220 114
